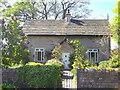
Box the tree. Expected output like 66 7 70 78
0 19 2 67
2 16 30 68
3 0 92 21
110 1 120 66
3 1 39 22
35 0 92 20
0 0 11 17
110 1 120 46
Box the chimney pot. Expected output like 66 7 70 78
66 9 71 22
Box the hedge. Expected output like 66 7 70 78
16 65 62 88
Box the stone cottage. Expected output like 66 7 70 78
22 17 112 69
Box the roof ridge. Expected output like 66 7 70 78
72 19 108 21
26 19 108 21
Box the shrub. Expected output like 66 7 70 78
2 58 13 68
45 59 64 67
1 83 18 88
16 65 62 88
98 60 110 69
52 43 62 60
45 51 52 60
25 62 43 66
98 55 120 69
109 55 120 68
69 53 75 69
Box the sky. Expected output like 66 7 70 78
7 0 118 50
8 0 116 22
88 0 118 50
89 0 116 22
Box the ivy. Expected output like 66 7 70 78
68 40 90 82
68 40 88 69
52 43 62 60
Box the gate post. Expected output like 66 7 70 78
77 68 84 88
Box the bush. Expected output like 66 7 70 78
109 55 120 68
45 59 64 67
25 62 43 66
16 65 62 88
69 53 75 69
98 60 110 69
98 55 120 69
1 83 18 88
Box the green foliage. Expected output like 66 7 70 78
17 65 62 88
98 54 119 69
109 55 120 68
69 53 75 69
3 1 39 21
1 0 91 20
98 60 110 69
110 1 120 45
68 40 89 82
45 59 64 67
1 83 18 88
45 51 52 60
25 62 43 66
2 16 30 68
69 40 87 69
52 43 62 60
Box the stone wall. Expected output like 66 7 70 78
77 68 119 88
2 68 120 88
27 35 110 62
2 68 18 84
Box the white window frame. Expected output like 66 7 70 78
88 49 98 63
34 48 45 61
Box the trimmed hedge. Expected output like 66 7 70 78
16 65 62 88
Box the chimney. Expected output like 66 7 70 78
107 14 109 20
66 9 71 22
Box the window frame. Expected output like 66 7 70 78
34 48 45 61
88 49 98 63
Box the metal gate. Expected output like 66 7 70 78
62 69 77 88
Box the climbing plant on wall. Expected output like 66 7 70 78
52 43 62 60
68 40 89 69
68 40 90 81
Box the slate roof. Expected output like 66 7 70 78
22 19 112 36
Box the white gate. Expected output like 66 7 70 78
62 69 77 88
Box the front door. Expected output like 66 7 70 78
62 53 70 69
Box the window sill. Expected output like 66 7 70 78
90 61 99 63
34 61 46 64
